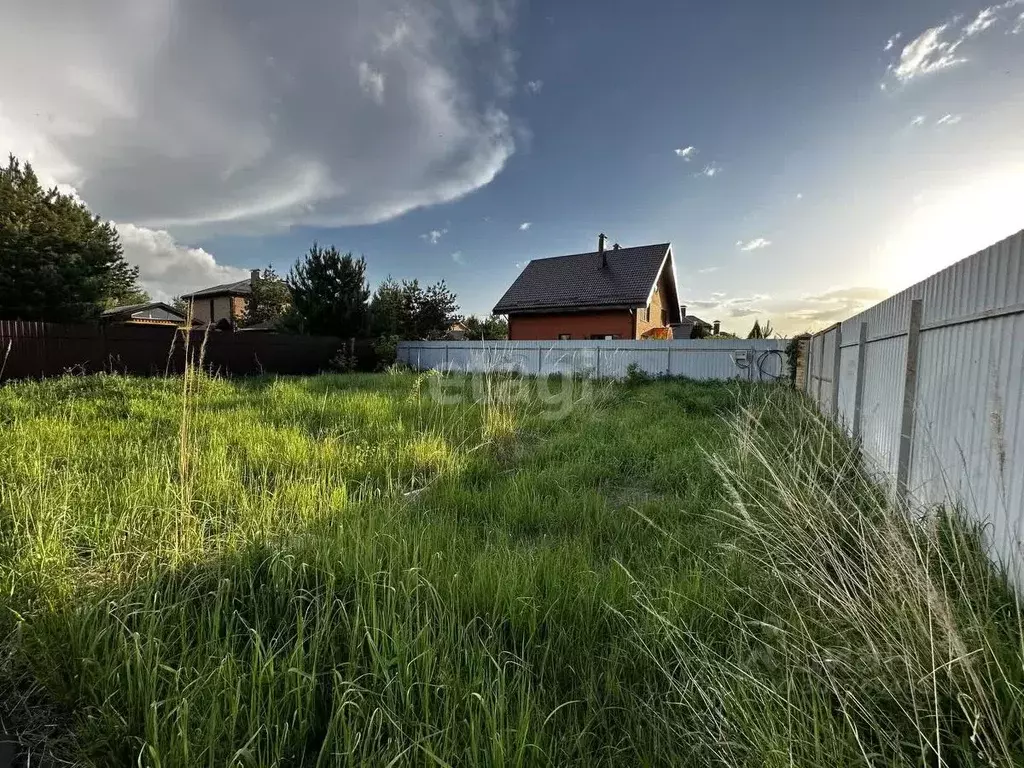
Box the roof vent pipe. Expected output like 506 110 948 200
598 233 607 268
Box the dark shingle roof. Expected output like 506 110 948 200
101 302 185 318
179 278 252 300
493 243 672 314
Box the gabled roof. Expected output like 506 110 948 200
101 302 187 319
684 314 712 328
179 278 252 300
493 243 676 315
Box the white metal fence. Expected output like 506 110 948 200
805 228 1024 581
397 339 788 381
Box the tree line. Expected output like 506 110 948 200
1 154 507 345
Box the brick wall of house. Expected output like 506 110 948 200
635 269 674 338
508 310 635 340
186 293 248 325
189 299 212 324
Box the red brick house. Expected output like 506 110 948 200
493 236 682 340
179 271 257 326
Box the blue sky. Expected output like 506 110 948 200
3 0 1023 333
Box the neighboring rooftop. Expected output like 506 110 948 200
100 301 186 319
179 278 253 300
493 242 673 314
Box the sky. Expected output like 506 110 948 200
2 0 1023 335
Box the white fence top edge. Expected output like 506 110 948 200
398 339 789 349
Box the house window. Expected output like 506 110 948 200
661 309 668 326
590 334 619 340
558 333 571 340
643 307 650 323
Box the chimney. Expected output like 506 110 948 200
613 243 620 250
250 269 261 283
680 305 687 319
713 320 721 335
598 233 608 268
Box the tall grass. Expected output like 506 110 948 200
0 371 1019 766
631 390 1024 766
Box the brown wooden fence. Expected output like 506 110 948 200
0 321 378 382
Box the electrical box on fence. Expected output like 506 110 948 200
732 349 752 366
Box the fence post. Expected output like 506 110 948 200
596 347 601 379
896 299 923 505
852 322 868 440
538 346 543 376
666 346 672 376
830 325 842 418
443 344 449 372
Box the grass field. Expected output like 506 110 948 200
0 370 1021 766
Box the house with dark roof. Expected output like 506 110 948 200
492 236 682 340
673 306 720 339
100 302 195 327
179 271 257 326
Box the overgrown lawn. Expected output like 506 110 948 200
0 372 1020 766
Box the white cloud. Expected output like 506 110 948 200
910 114 927 127
115 223 249 301
0 0 519 234
421 228 448 244
697 162 721 178
796 192 803 200
450 251 465 265
884 33 902 51
697 266 718 274
525 80 543 94
683 286 890 335
737 237 771 251
887 24 967 83
674 146 697 161
964 7 999 36
936 113 962 125
357 61 386 104
1013 11 1024 33
885 4 1023 85
519 221 531 231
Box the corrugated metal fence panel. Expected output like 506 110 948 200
810 332 826 405
859 334 907 481
396 339 789 381
837 344 859 429
912 314 1024 573
805 228 1024 582
812 328 836 410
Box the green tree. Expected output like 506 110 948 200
369 277 461 340
414 280 460 340
104 288 151 309
287 243 370 337
368 277 407 337
0 154 141 322
241 266 292 328
462 314 508 340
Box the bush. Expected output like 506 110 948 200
372 334 401 369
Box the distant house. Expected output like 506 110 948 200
100 302 194 327
445 321 469 340
179 271 257 326
673 306 720 339
492 236 682 340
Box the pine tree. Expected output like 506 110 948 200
0 154 141 321
287 243 370 337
